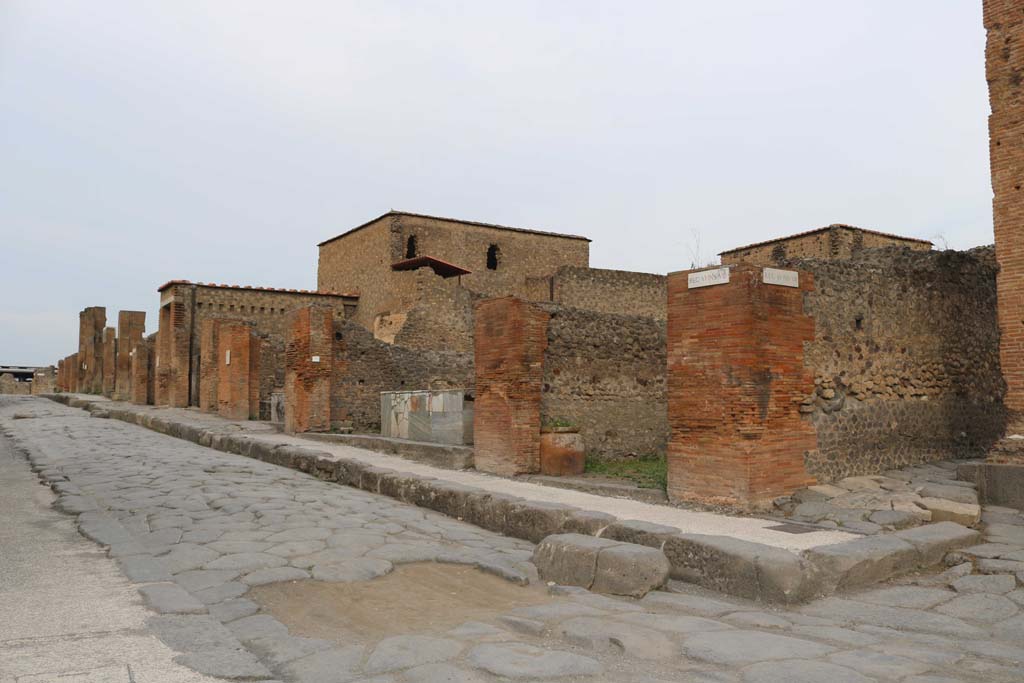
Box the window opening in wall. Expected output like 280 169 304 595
406 235 417 258
487 244 500 270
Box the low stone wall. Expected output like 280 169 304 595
549 266 666 320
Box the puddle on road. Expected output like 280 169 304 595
249 562 554 643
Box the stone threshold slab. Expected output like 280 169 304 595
46 394 981 604
301 432 474 470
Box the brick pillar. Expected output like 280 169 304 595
666 265 817 510
155 289 193 408
473 297 549 476
985 1 1024 427
101 327 117 397
217 322 260 420
78 307 106 394
68 353 79 393
115 311 145 401
199 319 224 412
57 359 65 392
284 305 333 433
131 340 153 405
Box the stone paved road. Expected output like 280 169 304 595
2 396 1024 683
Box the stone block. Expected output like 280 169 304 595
803 536 918 592
591 543 670 597
539 431 585 476
532 533 614 588
918 497 981 526
894 522 982 567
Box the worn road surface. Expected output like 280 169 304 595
2 395 1024 683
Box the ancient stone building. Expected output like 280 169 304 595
153 281 357 413
719 224 932 267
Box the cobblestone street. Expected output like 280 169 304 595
2 396 1024 683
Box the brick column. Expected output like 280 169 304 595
199 319 224 412
68 353 79 393
474 297 549 476
217 322 260 420
115 311 145 401
666 265 817 510
101 327 117 397
155 294 192 408
57 359 65 392
284 305 333 433
130 340 153 405
986 1 1024 426
78 307 106 394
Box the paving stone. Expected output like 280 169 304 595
401 663 489 683
138 582 208 614
193 581 249 605
792 501 834 520
312 558 394 582
934 593 1020 622
277 646 366 683
803 535 917 590
206 540 273 554
227 613 290 642
978 558 1024 574
205 552 288 572
174 568 242 592
828 649 932 679
916 483 980 505
721 611 791 629
266 540 326 557
741 660 872 683
242 566 310 585
161 544 222 574
800 598 986 637
894 522 982 566
682 630 835 665
175 648 272 680
265 527 332 543
853 586 956 609
466 643 602 679
365 635 464 673
592 542 670 598
639 591 743 617
208 597 260 623
246 634 333 667
509 602 607 623
789 625 880 647
496 615 546 636
919 498 982 526
556 616 677 659
952 573 1017 594
116 554 172 583
148 614 242 652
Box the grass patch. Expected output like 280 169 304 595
584 455 667 490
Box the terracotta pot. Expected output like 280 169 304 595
540 431 585 476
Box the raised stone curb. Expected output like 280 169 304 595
301 432 474 470
43 394 978 604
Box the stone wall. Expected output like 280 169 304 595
31 367 55 395
0 374 30 395
543 267 666 320
285 306 334 433
720 225 931 267
216 322 261 420
791 246 1005 480
330 321 473 432
540 305 667 459
985 0 1024 421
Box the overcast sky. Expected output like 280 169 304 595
1 1 993 366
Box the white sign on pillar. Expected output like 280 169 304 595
762 268 799 288
687 267 730 289
225 350 231 366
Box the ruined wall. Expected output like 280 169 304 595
721 225 931 267
0 374 30 395
131 337 154 405
540 305 667 459
544 266 666 319
986 0 1024 421
31 367 55 395
330 321 473 432
115 311 145 401
318 213 589 331
792 247 1005 481
384 269 480 354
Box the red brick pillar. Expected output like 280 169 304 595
115 311 145 401
473 297 549 476
666 265 817 510
986 1 1024 426
217 322 260 420
284 305 333 433
155 286 193 408
131 341 152 405
69 353 79 393
78 307 106 394
57 359 65 392
199 319 224 413
102 327 117 397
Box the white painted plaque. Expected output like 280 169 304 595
762 267 799 288
687 267 730 289
225 350 231 366
311 355 321 363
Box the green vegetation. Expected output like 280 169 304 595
541 417 577 430
584 455 667 490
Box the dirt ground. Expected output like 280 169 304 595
250 562 555 644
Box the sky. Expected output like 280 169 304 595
0 1 994 366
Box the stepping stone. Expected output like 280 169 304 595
365 635 464 673
918 498 981 526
